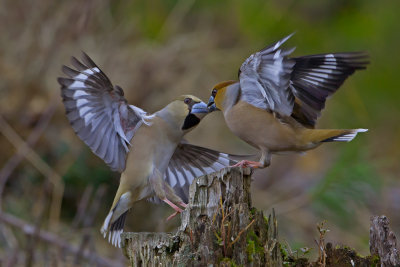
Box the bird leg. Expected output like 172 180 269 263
166 201 188 220
231 150 271 169
231 160 263 168
163 198 184 221
166 211 179 221
179 202 188 208
163 198 183 212
259 150 271 168
161 181 188 219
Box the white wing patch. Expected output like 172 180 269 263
76 98 89 107
325 54 337 63
160 144 248 203
73 89 90 97
82 67 100 75
290 51 368 127
59 53 151 172
69 81 85 88
239 34 296 116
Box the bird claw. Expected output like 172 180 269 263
167 211 179 221
163 198 188 221
166 205 187 221
179 202 188 208
163 198 183 212
231 160 262 169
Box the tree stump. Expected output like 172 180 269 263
370 215 400 266
121 167 282 266
121 168 400 266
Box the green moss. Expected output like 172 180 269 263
246 240 256 262
214 231 223 246
279 243 289 260
263 215 269 225
367 254 380 266
246 230 264 262
250 207 257 216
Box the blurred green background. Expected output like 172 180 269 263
0 0 399 265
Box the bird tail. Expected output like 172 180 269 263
101 210 128 248
302 128 368 144
320 128 368 142
100 191 132 247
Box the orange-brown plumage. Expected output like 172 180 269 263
207 34 369 168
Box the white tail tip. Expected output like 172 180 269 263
332 128 368 142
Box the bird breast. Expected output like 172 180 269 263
123 117 179 189
224 101 302 152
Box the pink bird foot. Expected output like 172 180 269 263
163 198 186 221
231 160 262 168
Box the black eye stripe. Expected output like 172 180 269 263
212 89 217 96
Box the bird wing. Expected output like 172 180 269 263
290 52 369 127
239 34 296 116
148 143 248 203
58 53 153 172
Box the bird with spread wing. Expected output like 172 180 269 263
58 53 244 247
207 34 369 168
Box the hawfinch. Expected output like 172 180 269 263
58 53 242 247
207 34 369 168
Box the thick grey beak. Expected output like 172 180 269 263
191 101 209 114
207 96 217 112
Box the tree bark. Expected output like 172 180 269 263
121 168 400 267
370 215 400 266
122 167 282 266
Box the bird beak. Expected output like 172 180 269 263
191 101 209 115
207 96 217 112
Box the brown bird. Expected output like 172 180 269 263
59 53 243 247
207 34 369 168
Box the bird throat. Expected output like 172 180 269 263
182 113 200 130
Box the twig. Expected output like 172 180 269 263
218 196 235 256
5 247 19 267
0 115 64 232
0 97 57 210
1 225 19 267
74 234 91 265
315 221 328 267
1 224 18 249
0 211 121 267
229 219 255 247
158 0 196 37
83 185 107 227
25 183 49 267
74 185 107 264
72 185 94 228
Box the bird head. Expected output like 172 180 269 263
163 95 209 133
207 80 237 112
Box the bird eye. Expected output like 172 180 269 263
212 89 217 96
184 98 191 104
